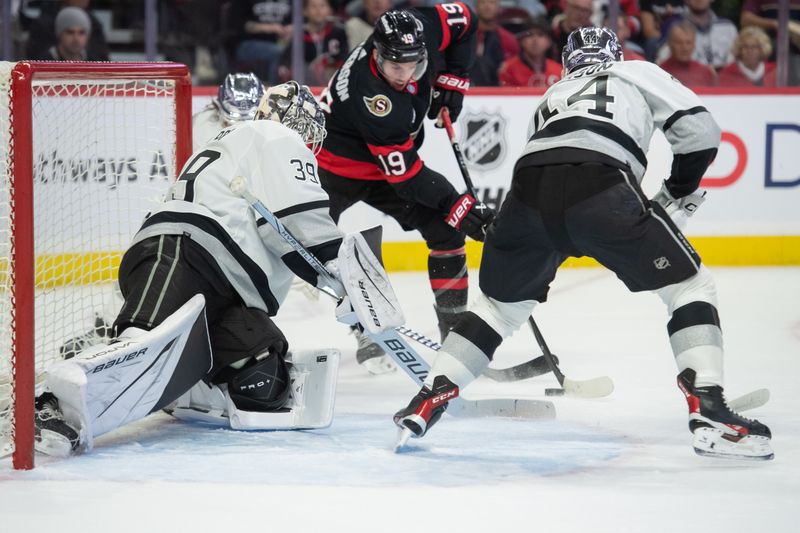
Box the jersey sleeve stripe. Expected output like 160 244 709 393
272 200 331 219
663 106 708 133
385 158 423 183
531 116 648 168
318 148 388 180
367 138 414 157
436 5 452 51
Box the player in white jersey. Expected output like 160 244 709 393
32 82 374 455
394 28 773 460
192 72 265 152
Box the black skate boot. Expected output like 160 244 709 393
433 305 462 343
34 393 80 456
677 369 773 460
393 375 459 449
59 314 111 360
353 328 396 375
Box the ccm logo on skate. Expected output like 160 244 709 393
358 280 382 327
431 389 458 405
91 348 148 373
446 195 474 229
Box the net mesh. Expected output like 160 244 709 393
0 62 181 461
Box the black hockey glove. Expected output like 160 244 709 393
445 193 496 242
428 73 470 126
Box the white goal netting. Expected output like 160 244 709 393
0 61 186 463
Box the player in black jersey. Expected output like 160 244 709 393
317 4 496 374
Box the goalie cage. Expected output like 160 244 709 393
0 62 192 470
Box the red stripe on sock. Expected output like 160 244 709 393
430 278 469 290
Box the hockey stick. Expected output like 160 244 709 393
230 177 554 421
394 325 556 382
440 110 613 398
728 388 770 412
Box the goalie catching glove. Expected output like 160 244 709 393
445 193 496 242
651 181 706 231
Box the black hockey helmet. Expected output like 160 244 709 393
373 10 428 78
561 27 623 73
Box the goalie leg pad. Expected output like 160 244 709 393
44 294 212 451
169 349 340 430
337 232 404 334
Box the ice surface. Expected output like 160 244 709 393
1 267 798 533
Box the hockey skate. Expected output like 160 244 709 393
34 393 80 457
677 369 773 460
353 328 396 375
393 375 459 449
59 314 111 360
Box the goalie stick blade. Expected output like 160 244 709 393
448 397 556 420
562 376 615 398
481 355 557 382
727 388 770 412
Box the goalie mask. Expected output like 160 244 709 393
373 10 429 81
562 27 623 74
218 72 265 122
255 81 327 154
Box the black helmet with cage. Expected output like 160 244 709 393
561 27 623 74
254 81 327 154
373 10 428 80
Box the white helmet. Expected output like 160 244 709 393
255 81 327 155
218 73 265 122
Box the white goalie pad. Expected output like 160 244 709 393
336 232 404 334
168 349 339 430
44 294 212 452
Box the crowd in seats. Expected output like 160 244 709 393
3 0 799 87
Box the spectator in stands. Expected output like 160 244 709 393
640 0 687 60
498 17 561 87
471 0 519 86
25 0 109 61
231 0 293 85
551 0 594 58
659 20 717 85
279 0 348 85
741 0 800 85
604 13 647 60
718 26 777 85
344 0 390 51
160 0 224 85
593 0 642 42
31 6 91 61
657 0 737 69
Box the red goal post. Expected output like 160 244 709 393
0 62 192 470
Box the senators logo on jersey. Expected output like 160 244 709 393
363 94 393 117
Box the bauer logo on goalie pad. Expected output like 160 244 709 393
337 232 404 334
90 348 148 373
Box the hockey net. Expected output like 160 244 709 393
0 62 191 469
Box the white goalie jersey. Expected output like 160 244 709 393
523 60 721 185
131 119 342 316
192 101 228 153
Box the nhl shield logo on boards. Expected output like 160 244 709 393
461 111 507 170
363 94 392 117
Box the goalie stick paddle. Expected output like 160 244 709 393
394 325 556 382
229 177 555 423
441 110 612 399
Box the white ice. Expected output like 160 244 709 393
1 267 798 533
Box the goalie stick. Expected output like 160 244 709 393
229 176 555 421
441 110 613 399
394 325 556 382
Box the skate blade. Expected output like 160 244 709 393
393 427 415 453
693 428 774 461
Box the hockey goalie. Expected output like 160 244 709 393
34 81 404 456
